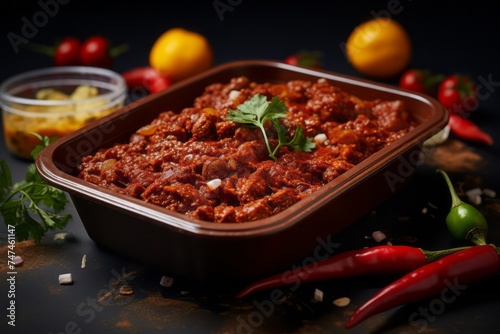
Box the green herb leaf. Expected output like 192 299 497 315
285 125 316 152
227 94 315 160
0 134 71 243
0 160 13 203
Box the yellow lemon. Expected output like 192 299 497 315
149 28 213 82
345 18 411 79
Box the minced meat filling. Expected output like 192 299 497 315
77 77 416 223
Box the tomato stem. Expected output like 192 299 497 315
109 43 129 58
24 42 56 57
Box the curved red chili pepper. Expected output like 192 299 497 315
448 113 493 145
121 67 171 94
237 245 463 298
345 245 500 329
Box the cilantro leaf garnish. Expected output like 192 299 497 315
0 133 71 243
227 94 315 160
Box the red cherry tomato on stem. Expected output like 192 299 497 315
80 36 113 68
284 50 324 69
399 69 443 96
437 75 478 113
54 37 81 66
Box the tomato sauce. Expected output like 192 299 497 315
77 77 415 223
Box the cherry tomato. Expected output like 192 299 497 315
80 36 113 68
54 37 81 66
284 50 324 68
399 69 443 96
437 75 478 113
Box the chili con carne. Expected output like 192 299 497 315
236 245 468 298
345 245 500 329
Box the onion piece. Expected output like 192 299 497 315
207 178 222 190
59 273 73 285
313 288 324 302
314 133 327 145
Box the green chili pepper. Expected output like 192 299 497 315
436 169 488 245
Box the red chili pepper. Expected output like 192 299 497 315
121 67 171 94
345 245 500 329
236 245 466 298
448 113 493 145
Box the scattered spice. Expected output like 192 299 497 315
333 297 351 307
0 240 57 272
119 285 134 295
97 290 114 303
424 139 483 172
115 320 133 329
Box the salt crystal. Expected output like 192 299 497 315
372 231 386 243
483 189 496 198
59 273 72 285
313 288 324 302
159 276 174 287
470 195 482 205
13 255 23 266
466 187 482 198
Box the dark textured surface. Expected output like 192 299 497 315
1 1 499 333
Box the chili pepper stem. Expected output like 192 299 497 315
421 246 471 263
436 169 462 208
469 229 488 246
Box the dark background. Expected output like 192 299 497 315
1 1 500 333
1 0 499 172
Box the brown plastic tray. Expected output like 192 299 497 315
36 60 447 286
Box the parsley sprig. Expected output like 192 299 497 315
1 134 71 243
227 94 315 160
